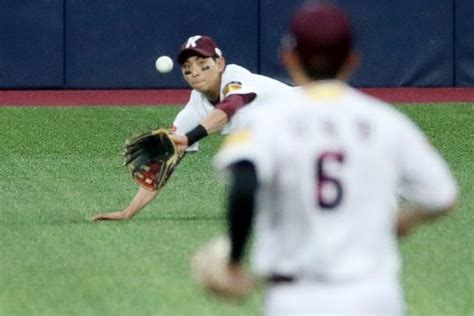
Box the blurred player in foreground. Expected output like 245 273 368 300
192 2 458 315
92 35 292 221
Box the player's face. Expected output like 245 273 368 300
181 56 225 97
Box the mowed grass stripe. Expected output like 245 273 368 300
0 104 472 315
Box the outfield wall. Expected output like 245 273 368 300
0 0 472 89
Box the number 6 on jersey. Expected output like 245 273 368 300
316 151 345 210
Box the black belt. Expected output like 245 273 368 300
268 274 296 284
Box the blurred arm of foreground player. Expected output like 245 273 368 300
396 202 456 238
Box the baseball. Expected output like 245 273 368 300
155 55 174 73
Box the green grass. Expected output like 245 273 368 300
0 104 472 315
397 104 474 315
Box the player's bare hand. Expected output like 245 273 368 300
91 211 130 221
396 211 414 237
191 236 254 301
206 263 254 300
169 134 189 153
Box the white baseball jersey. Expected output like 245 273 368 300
215 81 457 282
172 64 293 151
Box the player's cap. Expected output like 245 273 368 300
286 3 353 75
177 35 223 64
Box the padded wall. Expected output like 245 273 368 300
455 0 474 86
65 0 258 88
0 1 63 88
260 0 454 87
0 1 471 88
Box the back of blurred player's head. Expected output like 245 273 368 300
284 2 354 80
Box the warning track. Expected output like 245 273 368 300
0 88 473 106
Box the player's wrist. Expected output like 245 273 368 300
185 124 208 146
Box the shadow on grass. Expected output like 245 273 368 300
118 214 224 222
1 214 223 226
85 214 224 224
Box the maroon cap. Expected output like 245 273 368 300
288 3 353 75
177 35 223 64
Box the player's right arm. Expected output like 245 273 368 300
220 118 276 263
198 127 269 299
194 160 258 299
227 160 258 265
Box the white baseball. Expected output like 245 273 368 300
155 55 174 73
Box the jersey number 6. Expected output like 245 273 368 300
316 151 345 210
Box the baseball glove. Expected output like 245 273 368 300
123 128 181 191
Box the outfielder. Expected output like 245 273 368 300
194 3 458 315
92 35 293 221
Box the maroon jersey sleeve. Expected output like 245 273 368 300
216 93 257 119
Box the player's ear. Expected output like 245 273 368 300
281 49 309 85
216 56 226 73
281 49 297 69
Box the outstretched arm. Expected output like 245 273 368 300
92 187 158 221
92 149 186 221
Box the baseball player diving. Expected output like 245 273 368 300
92 35 293 221
192 3 458 315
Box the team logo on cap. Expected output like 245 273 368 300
185 35 202 48
223 81 242 97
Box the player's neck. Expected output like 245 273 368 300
203 78 221 103
203 91 220 104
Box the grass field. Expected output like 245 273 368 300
0 104 472 315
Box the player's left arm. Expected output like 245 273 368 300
396 204 455 237
172 93 256 151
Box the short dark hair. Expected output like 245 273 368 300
289 3 353 80
301 53 346 80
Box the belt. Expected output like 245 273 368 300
268 274 296 284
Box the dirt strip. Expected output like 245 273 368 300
0 89 190 106
0 88 473 106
